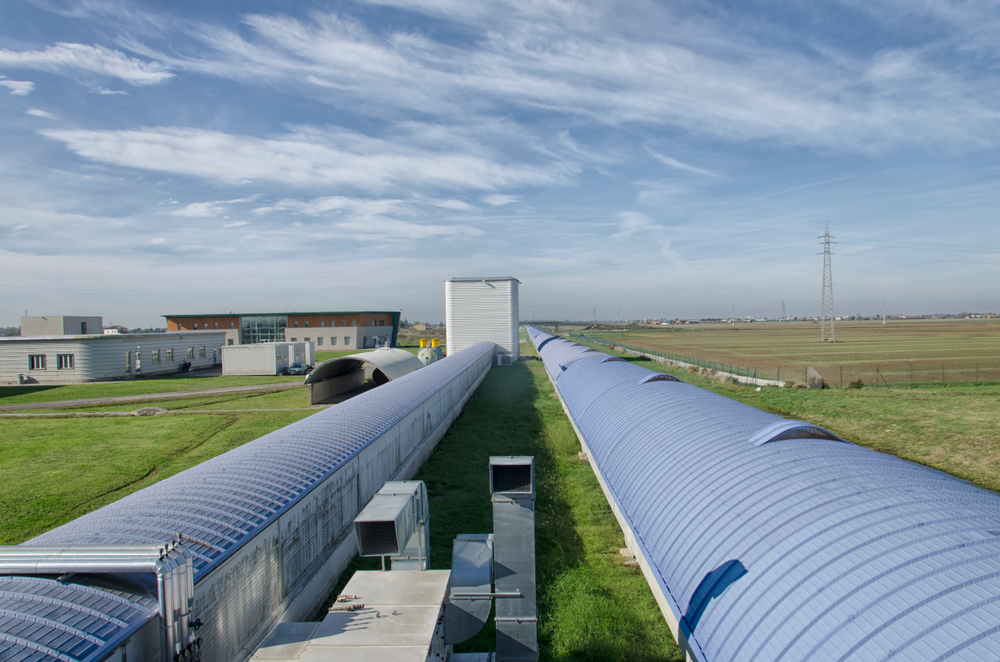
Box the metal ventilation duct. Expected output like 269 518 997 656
490 456 538 662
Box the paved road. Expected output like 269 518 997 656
0 382 302 412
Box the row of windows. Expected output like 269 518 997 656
289 337 351 346
29 354 74 370
192 322 235 330
291 320 362 328
29 347 210 370
186 318 389 331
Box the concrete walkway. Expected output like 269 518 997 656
0 382 302 412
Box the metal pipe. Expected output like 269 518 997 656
0 558 166 574
0 545 165 556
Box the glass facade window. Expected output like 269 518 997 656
199 347 206 358
239 315 288 344
166 349 174 361
317 337 324 345
151 350 160 363
187 347 194 359
345 336 351 345
331 337 337 345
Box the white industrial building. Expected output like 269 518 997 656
221 342 313 376
0 332 225 384
445 276 520 361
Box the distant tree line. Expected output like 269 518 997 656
1 327 20 337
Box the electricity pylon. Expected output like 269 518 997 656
819 223 836 342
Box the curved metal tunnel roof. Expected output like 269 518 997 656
526 325 1000 662
305 347 424 385
1 341 496 662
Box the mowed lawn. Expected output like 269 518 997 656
0 409 316 544
589 319 1000 386
0 374 303 406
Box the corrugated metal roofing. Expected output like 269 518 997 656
0 576 157 662
2 341 495 662
305 348 424 384
527 325 1000 662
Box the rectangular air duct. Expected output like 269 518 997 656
490 456 538 662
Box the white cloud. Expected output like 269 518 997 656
426 198 476 211
151 237 165 244
612 211 658 238
26 109 58 119
0 76 34 95
94 87 129 95
0 43 173 85
223 220 249 227
482 194 519 206
42 126 572 190
170 195 258 217
644 146 720 178
129 8 1000 151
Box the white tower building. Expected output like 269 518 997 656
445 277 520 362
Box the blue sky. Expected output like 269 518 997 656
1 0 998 327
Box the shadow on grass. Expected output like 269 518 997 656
0 385 61 400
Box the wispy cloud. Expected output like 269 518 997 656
482 194 519 206
223 220 249 227
25 109 58 119
644 146 720 178
0 43 173 85
0 76 34 95
42 126 573 190
125 7 1000 151
612 211 658 238
170 195 259 217
93 87 128 95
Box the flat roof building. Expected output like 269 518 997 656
0 332 225 384
163 311 400 349
20 315 103 336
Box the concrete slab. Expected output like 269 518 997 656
298 646 429 662
313 605 441 648
335 570 450 606
252 622 320 660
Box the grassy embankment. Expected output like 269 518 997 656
582 319 1000 386
328 343 681 661
0 408 315 544
0 374 303 406
570 338 1000 494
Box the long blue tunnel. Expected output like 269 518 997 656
527 326 1000 662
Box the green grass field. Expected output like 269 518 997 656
0 374 303 406
578 319 1000 386
0 409 315 544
